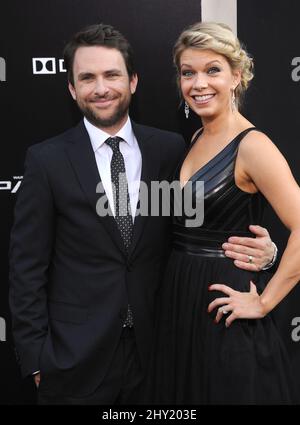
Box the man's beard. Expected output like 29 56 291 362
78 95 131 129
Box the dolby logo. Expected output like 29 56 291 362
32 58 66 75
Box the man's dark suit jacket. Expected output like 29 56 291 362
9 120 185 397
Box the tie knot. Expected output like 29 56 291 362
105 136 122 152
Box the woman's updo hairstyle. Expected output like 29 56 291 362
173 22 254 109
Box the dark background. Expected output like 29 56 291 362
238 1 300 391
1 0 300 404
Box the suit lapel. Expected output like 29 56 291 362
128 122 160 259
65 121 127 256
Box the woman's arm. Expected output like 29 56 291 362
208 131 300 325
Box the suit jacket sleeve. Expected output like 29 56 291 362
9 146 55 377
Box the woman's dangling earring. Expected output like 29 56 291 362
231 89 236 111
184 101 190 119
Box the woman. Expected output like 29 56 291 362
148 22 300 404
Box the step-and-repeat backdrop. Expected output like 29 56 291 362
238 2 300 398
1 0 300 404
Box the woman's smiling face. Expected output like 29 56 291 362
179 48 241 119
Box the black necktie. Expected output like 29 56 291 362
105 136 134 328
105 137 133 249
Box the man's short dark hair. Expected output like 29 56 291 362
63 23 136 85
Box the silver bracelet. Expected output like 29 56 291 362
261 242 278 270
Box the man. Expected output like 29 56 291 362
9 24 276 404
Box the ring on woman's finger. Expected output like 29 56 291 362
221 308 228 314
247 255 253 264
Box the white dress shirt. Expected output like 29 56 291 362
84 116 142 221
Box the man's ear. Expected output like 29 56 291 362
130 73 138 95
68 81 76 100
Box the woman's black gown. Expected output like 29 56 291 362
148 127 294 404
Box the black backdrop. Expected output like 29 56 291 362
1 0 300 404
238 1 300 396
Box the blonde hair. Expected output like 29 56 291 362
173 21 254 109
